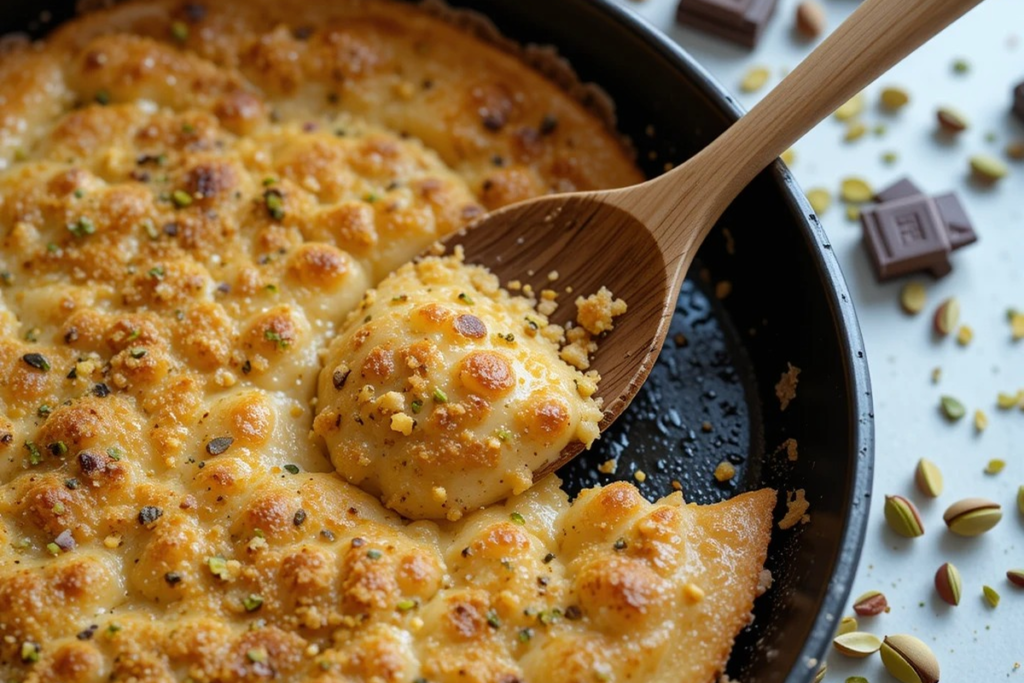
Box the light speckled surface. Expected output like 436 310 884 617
612 0 1023 679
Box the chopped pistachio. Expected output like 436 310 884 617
939 395 965 421
806 188 832 214
509 512 526 525
956 325 974 346
880 86 910 111
243 594 264 612
983 585 1000 607
834 92 865 120
740 66 771 93
170 20 189 42
432 387 448 403
844 121 868 142
840 177 874 203
171 189 193 208
984 459 1005 475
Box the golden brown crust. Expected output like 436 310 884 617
0 2 772 682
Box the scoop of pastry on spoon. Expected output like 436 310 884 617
438 0 984 478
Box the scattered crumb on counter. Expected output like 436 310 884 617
634 469 647 483
775 437 799 462
779 489 810 530
598 459 617 474
775 362 801 411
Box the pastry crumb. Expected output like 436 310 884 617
775 362 801 411
778 489 810 530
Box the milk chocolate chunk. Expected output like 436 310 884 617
676 0 780 48
933 192 977 250
1013 81 1024 124
874 177 923 204
861 195 951 281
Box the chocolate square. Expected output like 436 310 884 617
1014 81 1024 125
861 195 951 280
676 0 779 48
934 192 977 250
874 178 924 204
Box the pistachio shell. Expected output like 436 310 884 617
836 615 858 636
812 665 826 683
853 590 889 616
934 562 961 606
833 631 883 658
881 634 940 683
943 498 1002 536
884 495 925 538
1007 569 1024 587
914 458 943 498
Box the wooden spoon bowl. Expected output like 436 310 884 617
441 0 984 478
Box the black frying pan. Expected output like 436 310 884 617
2 2 874 681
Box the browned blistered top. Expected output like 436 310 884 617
0 2 772 682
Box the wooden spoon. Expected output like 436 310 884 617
440 0 984 477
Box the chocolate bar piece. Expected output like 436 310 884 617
861 195 952 281
933 192 977 250
874 178 923 204
873 178 978 252
676 0 779 48
1014 81 1024 124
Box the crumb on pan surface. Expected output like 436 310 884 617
0 1 775 681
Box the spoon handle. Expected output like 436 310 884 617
648 0 985 249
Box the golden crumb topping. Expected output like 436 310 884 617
0 1 773 682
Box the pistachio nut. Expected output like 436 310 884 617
936 106 969 133
914 458 943 498
938 395 965 421
880 634 940 683
1007 569 1024 588
852 590 889 616
900 282 927 315
884 495 925 538
933 298 960 336
795 0 826 38
880 86 910 111
943 498 1002 536
836 615 858 636
832 631 883 658
839 176 873 202
970 153 1009 183
934 562 961 606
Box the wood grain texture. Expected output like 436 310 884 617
444 0 985 478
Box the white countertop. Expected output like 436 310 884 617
611 0 1023 679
